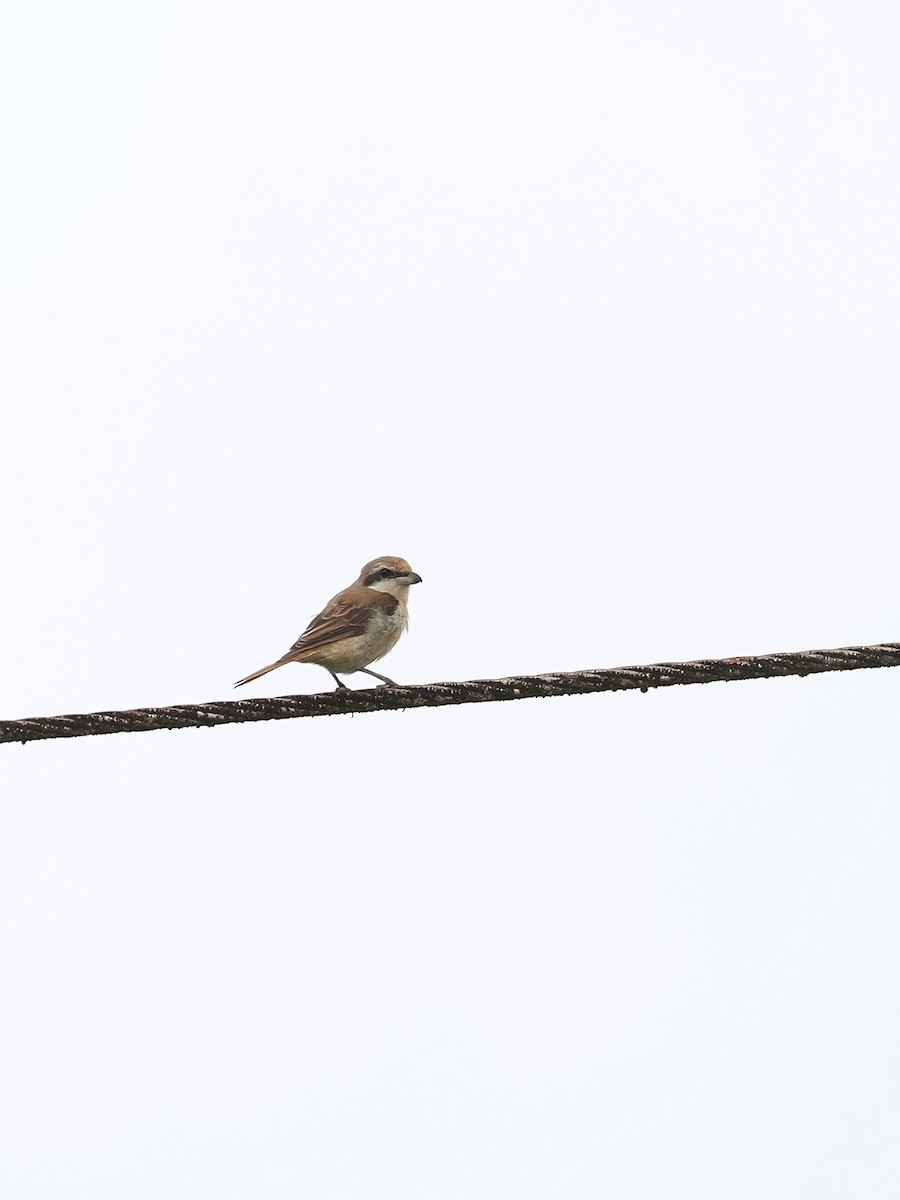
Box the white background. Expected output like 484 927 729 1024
2 2 899 1195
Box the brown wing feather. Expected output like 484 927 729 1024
284 588 397 657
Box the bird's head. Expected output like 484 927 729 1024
359 557 423 600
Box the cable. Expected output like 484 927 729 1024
2 641 898 746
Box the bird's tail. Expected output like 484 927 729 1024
233 659 287 688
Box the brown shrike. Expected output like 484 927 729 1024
234 556 422 690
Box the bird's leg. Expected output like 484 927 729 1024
328 671 348 689
359 668 398 687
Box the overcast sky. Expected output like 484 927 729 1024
2 1 899 1196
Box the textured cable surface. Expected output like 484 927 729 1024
2 642 899 745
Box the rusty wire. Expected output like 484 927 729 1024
2 642 898 746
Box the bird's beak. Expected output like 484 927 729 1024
400 572 423 585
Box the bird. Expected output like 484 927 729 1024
234 556 422 690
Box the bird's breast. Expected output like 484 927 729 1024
307 602 408 672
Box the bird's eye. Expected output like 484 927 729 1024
378 567 393 579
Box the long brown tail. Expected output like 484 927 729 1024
233 658 288 688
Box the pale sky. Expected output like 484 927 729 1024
2 2 899 1196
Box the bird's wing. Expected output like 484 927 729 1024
282 587 398 658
